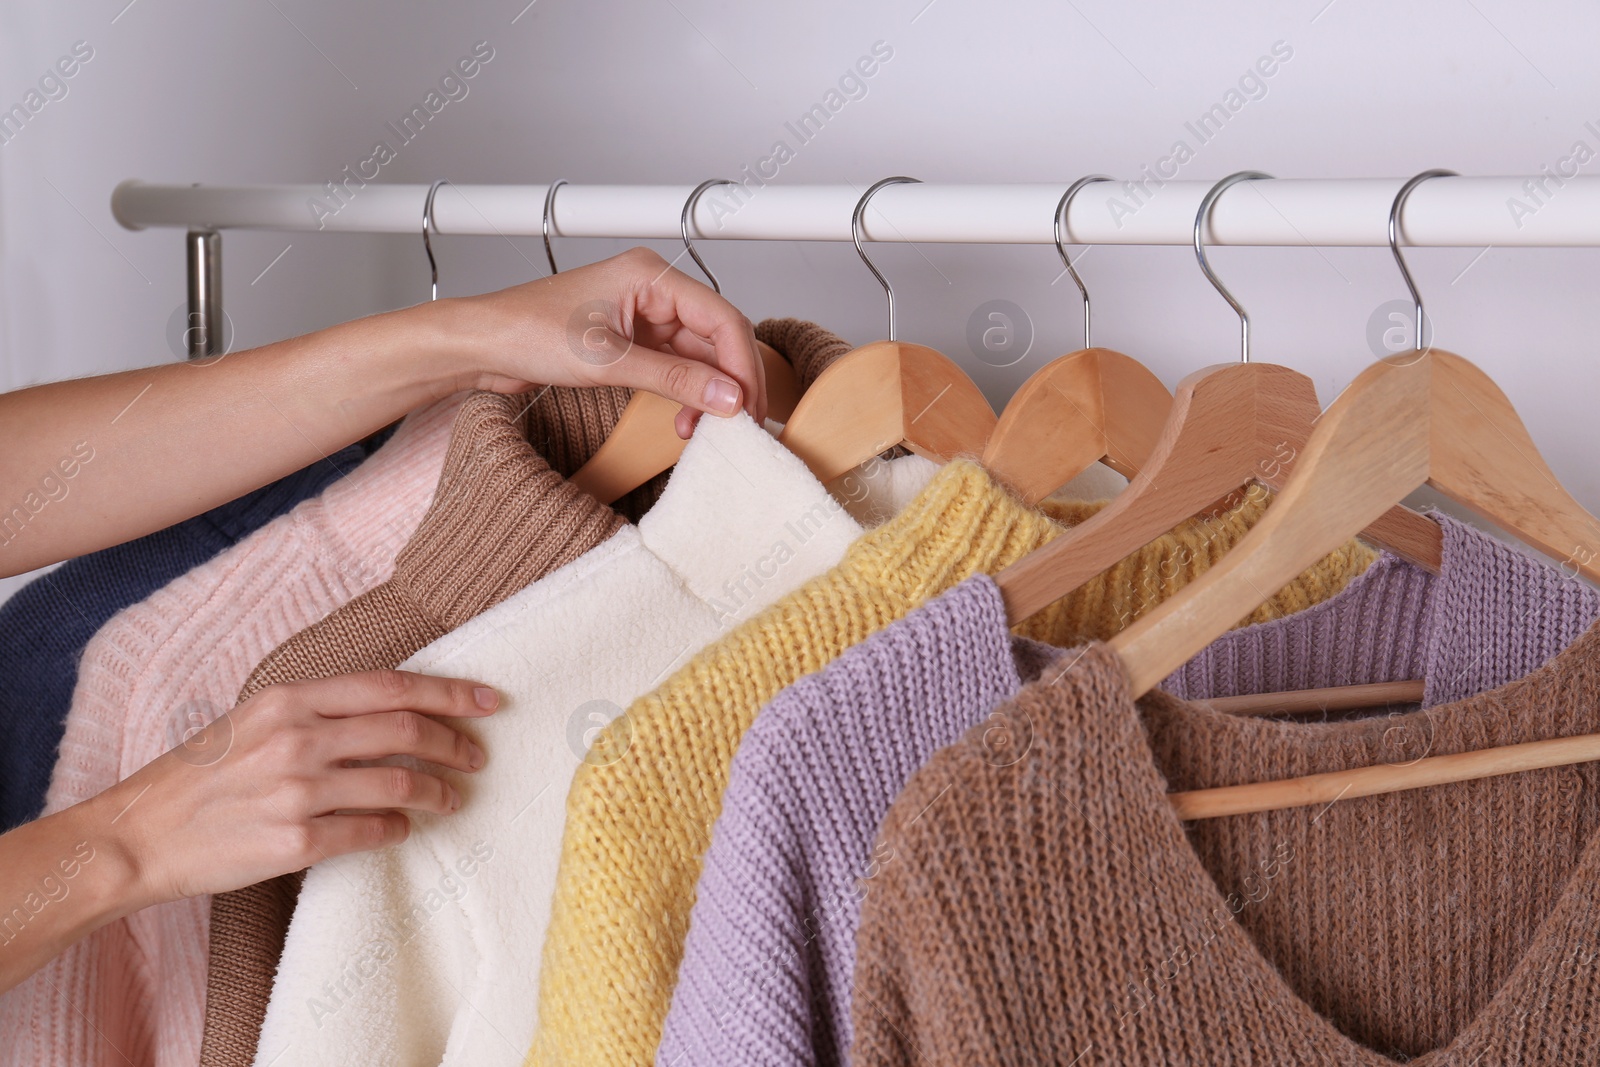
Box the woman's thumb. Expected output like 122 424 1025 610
580 328 743 418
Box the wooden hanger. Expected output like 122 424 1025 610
569 179 800 504
1104 171 1600 818
993 172 1444 627
776 177 996 485
1203 679 1425 717
981 176 1172 504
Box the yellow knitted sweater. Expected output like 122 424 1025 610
527 464 1376 1067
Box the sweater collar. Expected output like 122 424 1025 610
637 410 880 628
1162 513 1600 709
391 391 627 633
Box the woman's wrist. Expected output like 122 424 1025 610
0 794 150 982
329 299 492 408
377 295 525 398
59 789 156 918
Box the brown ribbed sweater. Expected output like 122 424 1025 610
853 631 1600 1065
198 318 855 1067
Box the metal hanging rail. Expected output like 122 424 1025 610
111 176 1600 358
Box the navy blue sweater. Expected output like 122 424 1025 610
0 440 379 831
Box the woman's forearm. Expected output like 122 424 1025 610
0 247 767 579
0 791 145 993
0 299 474 578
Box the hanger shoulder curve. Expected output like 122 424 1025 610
993 361 1319 624
570 340 799 505
982 348 1171 504
1108 354 1433 696
1429 349 1600 577
778 340 996 486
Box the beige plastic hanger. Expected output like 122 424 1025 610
993 171 1445 627
981 176 1172 504
775 176 997 485
569 179 801 504
1099 170 1600 819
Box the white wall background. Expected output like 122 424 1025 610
3 0 1599 600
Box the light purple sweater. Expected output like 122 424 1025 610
657 515 1600 1067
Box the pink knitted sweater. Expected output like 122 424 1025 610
0 395 463 1067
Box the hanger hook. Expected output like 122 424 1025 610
1388 168 1457 352
853 176 922 341
542 179 568 275
1194 171 1272 363
681 179 737 294
423 179 450 302
1055 175 1113 349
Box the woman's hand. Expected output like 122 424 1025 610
0 670 497 992
454 246 767 437
109 669 497 902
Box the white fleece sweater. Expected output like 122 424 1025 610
250 412 930 1067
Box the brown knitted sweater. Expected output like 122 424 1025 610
852 631 1600 1065
198 318 858 1066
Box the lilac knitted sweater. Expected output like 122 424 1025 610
657 515 1600 1067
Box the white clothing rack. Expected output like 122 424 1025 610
111 176 1600 357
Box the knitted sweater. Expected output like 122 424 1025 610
662 515 1599 1066
0 379 635 1067
0 397 461 1067
197 318 892 1067
247 411 924 1067
0 440 371 833
852 601 1600 1064
528 470 1378 1067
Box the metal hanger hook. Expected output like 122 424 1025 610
542 179 568 275
423 179 450 301
1388 169 1457 353
1055 175 1113 349
853 176 922 341
1194 171 1272 363
681 179 737 294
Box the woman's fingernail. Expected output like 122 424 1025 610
450 787 463 811
468 743 486 770
474 686 498 710
702 377 740 415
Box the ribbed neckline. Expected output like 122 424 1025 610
1064 618 1600 1063
838 459 1060 611
1161 513 1600 710
391 391 626 633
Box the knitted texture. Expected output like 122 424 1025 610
197 319 864 1067
0 440 371 833
753 317 848 390
661 515 1600 1067
194 390 627 1067
528 467 1378 1067
0 396 464 1067
246 412 917 1067
517 383 668 524
852 620 1600 1065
